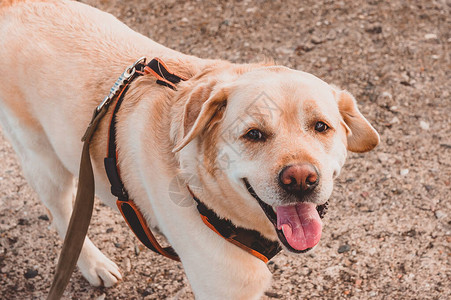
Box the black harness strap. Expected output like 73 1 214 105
104 59 181 261
191 193 281 263
104 57 282 263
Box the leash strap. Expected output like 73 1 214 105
47 126 98 300
47 57 147 300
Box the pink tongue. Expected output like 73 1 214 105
276 203 322 251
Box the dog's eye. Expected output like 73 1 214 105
244 129 264 141
315 121 329 133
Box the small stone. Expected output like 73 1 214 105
124 257 131 272
424 33 437 40
135 244 141 256
276 47 293 55
311 35 324 44
434 210 447 219
296 44 314 53
106 227 114 233
400 169 409 176
390 117 400 124
264 291 283 298
377 152 389 163
419 120 430 130
424 185 434 192
338 244 351 253
38 214 49 221
381 91 392 99
365 25 382 34
140 288 153 297
18 218 30 226
245 7 257 13
96 294 106 300
24 268 38 279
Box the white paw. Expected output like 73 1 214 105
77 245 122 287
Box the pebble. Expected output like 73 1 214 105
424 33 438 40
366 25 382 34
338 244 351 253
381 91 393 99
419 121 430 130
311 35 324 44
434 210 447 219
124 257 132 272
400 169 409 176
377 152 389 163
390 117 400 124
96 294 106 300
265 291 283 298
38 214 49 221
276 47 293 55
24 268 38 279
18 218 30 226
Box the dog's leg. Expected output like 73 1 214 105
0 111 122 287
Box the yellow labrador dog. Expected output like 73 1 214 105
0 0 379 298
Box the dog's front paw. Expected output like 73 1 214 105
78 245 122 287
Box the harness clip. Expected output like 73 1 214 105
96 56 147 113
81 57 146 142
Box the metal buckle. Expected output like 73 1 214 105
81 57 147 142
96 56 146 113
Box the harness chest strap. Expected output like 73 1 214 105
104 58 180 261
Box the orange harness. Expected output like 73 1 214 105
104 58 281 263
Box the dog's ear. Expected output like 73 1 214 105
336 90 380 153
172 83 227 152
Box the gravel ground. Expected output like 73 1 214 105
0 0 450 299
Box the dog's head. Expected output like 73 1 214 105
171 64 379 253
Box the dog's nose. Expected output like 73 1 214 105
279 163 319 194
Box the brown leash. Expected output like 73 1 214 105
47 58 147 300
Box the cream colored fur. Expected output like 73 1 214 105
0 1 379 299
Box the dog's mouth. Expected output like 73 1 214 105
243 178 328 253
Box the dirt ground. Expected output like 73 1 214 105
0 0 450 299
